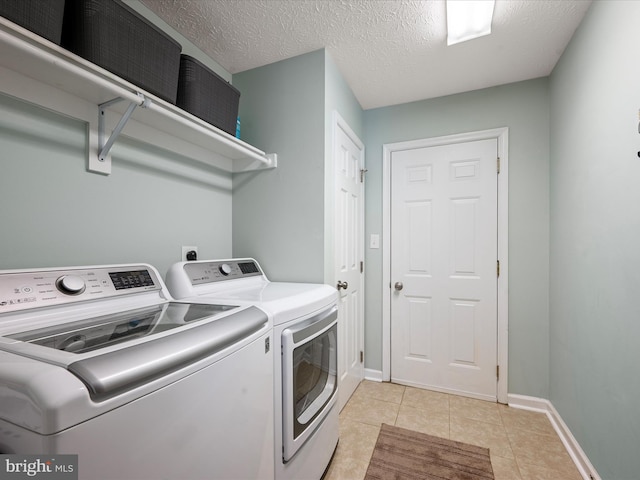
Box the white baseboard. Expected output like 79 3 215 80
364 368 383 382
508 394 600 480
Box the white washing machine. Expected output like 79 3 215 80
166 258 339 480
0 263 274 480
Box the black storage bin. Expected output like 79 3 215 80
0 0 66 45
177 55 240 136
62 0 181 103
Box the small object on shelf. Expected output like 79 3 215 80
0 0 65 45
62 0 181 104
177 54 241 136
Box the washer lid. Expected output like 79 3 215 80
2 303 268 400
7 302 235 353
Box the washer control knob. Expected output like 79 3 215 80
219 264 232 276
56 275 86 295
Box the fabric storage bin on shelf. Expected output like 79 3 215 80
62 0 181 103
177 55 240 136
0 0 66 45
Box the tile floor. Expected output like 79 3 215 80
324 381 583 480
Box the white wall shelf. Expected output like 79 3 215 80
0 18 277 175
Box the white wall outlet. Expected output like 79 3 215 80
181 246 198 261
369 234 380 249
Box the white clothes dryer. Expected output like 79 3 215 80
0 263 274 480
166 258 339 480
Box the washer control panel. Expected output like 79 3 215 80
0 266 162 314
184 260 263 286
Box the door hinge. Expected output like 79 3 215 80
497 157 501 174
496 365 500 380
360 168 368 183
497 260 500 277
360 351 364 363
360 261 364 273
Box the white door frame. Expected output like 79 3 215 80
382 128 509 404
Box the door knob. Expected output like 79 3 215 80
337 280 349 291
394 282 404 291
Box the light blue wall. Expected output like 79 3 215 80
232 49 363 283
324 52 364 139
0 1 240 278
363 79 551 398
0 93 232 276
549 1 640 478
232 50 326 282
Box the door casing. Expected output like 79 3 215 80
382 128 509 404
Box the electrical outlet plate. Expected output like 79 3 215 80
181 246 198 261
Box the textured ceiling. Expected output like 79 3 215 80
140 0 592 110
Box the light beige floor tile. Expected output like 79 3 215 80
394 404 450 438
331 384 583 480
450 395 503 425
400 386 450 415
518 459 583 480
491 454 522 480
351 380 405 404
508 428 578 476
339 394 400 427
450 415 514 459
499 405 557 436
324 419 380 480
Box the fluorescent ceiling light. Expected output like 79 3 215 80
446 0 496 46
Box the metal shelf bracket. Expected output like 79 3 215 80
90 92 151 174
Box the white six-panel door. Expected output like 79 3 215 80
333 113 365 411
390 138 498 400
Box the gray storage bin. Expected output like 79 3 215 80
0 0 66 45
177 55 240 136
62 0 181 103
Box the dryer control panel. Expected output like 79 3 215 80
0 265 162 314
184 260 263 286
